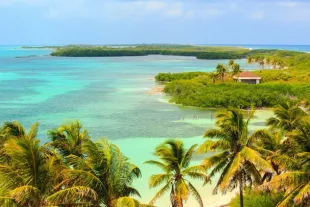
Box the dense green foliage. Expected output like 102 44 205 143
164 81 310 108
155 72 205 82
50 45 252 59
229 190 284 207
157 50 310 109
0 103 310 206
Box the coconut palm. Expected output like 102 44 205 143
231 63 242 77
265 57 271 69
197 108 273 207
66 139 143 207
258 58 265 72
145 139 208 207
246 57 252 64
216 63 227 82
228 59 235 71
0 122 97 206
209 72 219 83
261 124 310 207
266 101 307 133
270 57 277 70
48 120 91 157
251 130 299 179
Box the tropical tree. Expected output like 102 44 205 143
145 139 208 207
265 57 271 69
228 59 235 71
251 130 299 179
48 120 91 157
246 57 252 64
266 101 307 133
0 121 97 206
258 58 265 72
66 139 144 207
261 126 310 207
270 57 277 70
209 72 219 83
278 60 285 70
216 63 227 82
197 108 273 207
231 63 242 77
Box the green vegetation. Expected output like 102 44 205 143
145 140 207 207
229 190 284 207
0 103 310 206
50 45 253 59
157 50 310 109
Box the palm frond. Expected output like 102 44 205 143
148 173 172 188
187 181 203 207
149 182 171 205
144 160 169 172
47 186 97 206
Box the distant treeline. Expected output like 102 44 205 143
48 45 269 59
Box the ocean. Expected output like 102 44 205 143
0 45 302 206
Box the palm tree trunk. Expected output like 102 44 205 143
239 176 244 207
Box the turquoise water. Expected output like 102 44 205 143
0 46 273 206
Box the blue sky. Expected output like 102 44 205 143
1 0 310 45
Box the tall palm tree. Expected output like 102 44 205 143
209 72 219 83
251 130 299 179
145 139 208 207
0 121 97 206
48 120 91 157
266 101 307 133
66 139 143 207
216 63 227 82
258 58 265 73
228 59 235 71
246 57 252 64
231 63 242 77
265 57 271 69
270 57 277 70
261 118 310 207
197 108 273 207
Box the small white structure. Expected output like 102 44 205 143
233 71 261 84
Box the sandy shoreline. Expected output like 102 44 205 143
145 86 164 95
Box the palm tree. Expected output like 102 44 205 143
261 118 310 207
197 108 273 207
216 63 227 82
266 101 307 133
251 130 299 179
0 121 97 206
209 72 219 83
48 120 91 157
231 63 242 77
246 57 252 64
228 59 235 71
278 60 285 70
66 139 143 207
145 139 208 207
265 57 271 69
258 58 265 73
270 57 277 70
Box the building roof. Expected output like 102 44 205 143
233 71 261 80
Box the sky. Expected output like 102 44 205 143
0 0 310 45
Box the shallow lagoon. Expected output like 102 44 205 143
0 46 272 206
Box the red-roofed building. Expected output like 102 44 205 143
233 71 261 84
